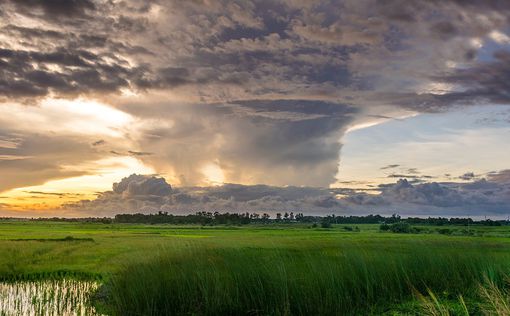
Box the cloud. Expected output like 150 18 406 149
112 174 172 198
6 0 95 18
0 47 138 99
2 0 508 105
128 151 153 157
2 0 510 191
125 99 357 186
459 172 476 181
92 140 105 146
0 130 104 192
61 173 510 217
381 164 400 170
61 174 345 216
487 170 510 183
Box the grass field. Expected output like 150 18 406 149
0 221 510 314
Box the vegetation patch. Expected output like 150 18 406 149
7 236 95 242
99 245 510 315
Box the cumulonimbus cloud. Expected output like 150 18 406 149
1 0 510 190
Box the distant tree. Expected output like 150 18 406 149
276 213 282 221
385 213 401 223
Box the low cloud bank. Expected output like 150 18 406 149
61 171 510 218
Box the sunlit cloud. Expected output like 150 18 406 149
1 156 155 210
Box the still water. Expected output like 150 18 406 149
0 279 102 316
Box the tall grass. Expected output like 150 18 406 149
415 277 510 315
479 277 510 315
100 244 510 315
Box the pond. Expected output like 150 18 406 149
0 279 102 316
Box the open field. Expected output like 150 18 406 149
0 221 510 314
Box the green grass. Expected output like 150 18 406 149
100 244 510 315
0 221 509 314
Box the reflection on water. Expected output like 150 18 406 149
0 279 102 316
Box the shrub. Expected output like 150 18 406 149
390 222 414 233
321 220 332 228
380 222 418 234
380 223 390 231
437 228 453 235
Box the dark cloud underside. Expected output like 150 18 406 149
63 172 510 217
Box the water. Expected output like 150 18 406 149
0 279 102 316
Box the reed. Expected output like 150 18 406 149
102 244 510 315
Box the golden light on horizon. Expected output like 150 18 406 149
1 156 155 211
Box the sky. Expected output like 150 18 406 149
0 0 509 218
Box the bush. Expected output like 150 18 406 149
321 220 332 228
380 223 390 231
437 228 453 235
390 222 414 233
380 222 418 234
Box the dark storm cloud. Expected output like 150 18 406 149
6 0 95 17
2 0 510 105
128 99 357 186
62 173 510 217
0 47 140 98
3 0 510 105
2 0 510 190
435 51 510 105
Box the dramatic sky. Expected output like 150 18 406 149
1 0 509 218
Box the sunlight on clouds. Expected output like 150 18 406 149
489 30 510 44
345 111 418 134
418 82 455 96
470 37 483 49
0 98 133 137
201 162 225 186
40 98 133 137
2 156 155 210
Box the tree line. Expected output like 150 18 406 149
10 212 507 226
